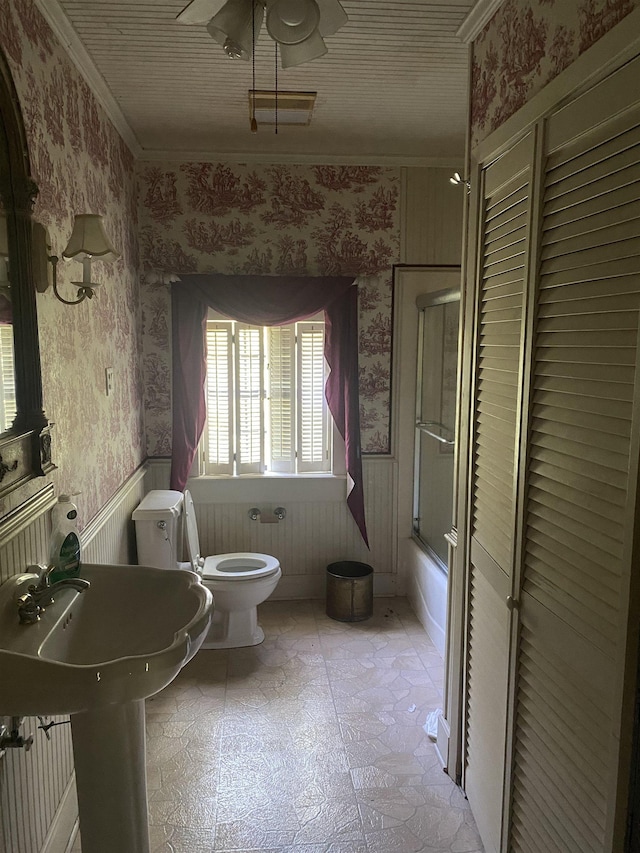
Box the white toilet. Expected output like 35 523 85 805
133 489 281 649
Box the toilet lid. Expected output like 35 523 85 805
183 490 203 573
201 552 281 581
183 491 280 581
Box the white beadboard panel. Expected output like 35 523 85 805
401 167 465 265
0 485 56 551
145 459 171 492
0 490 69 853
0 501 50 584
81 465 147 565
0 722 75 853
39 775 77 853
146 457 397 596
0 466 148 853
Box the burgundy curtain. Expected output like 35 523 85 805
170 275 369 547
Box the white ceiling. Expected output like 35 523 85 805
39 0 475 164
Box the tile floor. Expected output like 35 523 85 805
72 598 483 852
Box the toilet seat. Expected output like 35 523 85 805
201 552 281 581
183 490 280 582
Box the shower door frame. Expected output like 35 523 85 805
392 264 464 782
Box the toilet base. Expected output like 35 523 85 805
200 607 265 649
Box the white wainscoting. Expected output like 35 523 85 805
82 466 146 565
0 467 147 853
145 457 397 598
0 485 74 853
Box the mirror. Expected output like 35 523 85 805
0 46 53 499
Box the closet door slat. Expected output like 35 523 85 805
509 87 640 853
465 133 533 853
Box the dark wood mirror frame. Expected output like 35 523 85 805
0 46 53 499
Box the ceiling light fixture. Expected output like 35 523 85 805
176 0 348 68
248 90 316 127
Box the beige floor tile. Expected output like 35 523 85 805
75 597 483 853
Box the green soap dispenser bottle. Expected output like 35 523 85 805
48 494 82 582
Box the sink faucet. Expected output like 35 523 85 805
17 565 90 624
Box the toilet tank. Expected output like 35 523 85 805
132 490 184 569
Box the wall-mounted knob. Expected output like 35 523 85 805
274 507 286 520
248 508 261 521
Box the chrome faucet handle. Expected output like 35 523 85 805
27 564 56 591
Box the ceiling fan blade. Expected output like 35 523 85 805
176 0 227 24
207 0 264 60
316 0 347 36
279 30 327 68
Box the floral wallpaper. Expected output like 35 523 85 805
471 0 640 146
0 1 144 527
138 162 401 456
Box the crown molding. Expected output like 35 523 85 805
456 0 507 44
137 149 461 168
35 0 142 157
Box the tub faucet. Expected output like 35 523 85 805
17 565 90 624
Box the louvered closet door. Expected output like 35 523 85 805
464 133 533 853
510 60 640 853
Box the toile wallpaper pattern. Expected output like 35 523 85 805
1 0 628 521
0 1 144 527
138 162 401 456
471 0 640 146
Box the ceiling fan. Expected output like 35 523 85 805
176 0 348 68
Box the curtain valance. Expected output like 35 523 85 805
170 275 368 546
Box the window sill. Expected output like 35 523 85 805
186 473 347 504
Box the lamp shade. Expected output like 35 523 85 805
62 214 119 262
266 0 320 45
207 0 264 60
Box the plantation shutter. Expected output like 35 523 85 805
297 321 328 472
509 64 640 853
464 133 533 853
268 325 295 473
0 325 15 434
205 322 234 475
235 324 264 474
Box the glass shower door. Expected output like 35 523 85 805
413 289 459 569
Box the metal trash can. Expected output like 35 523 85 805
326 561 373 622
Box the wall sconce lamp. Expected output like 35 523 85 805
46 215 120 305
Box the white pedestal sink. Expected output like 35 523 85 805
0 563 213 853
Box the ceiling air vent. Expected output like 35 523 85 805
248 90 316 126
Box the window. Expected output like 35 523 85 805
0 325 16 433
203 317 331 475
